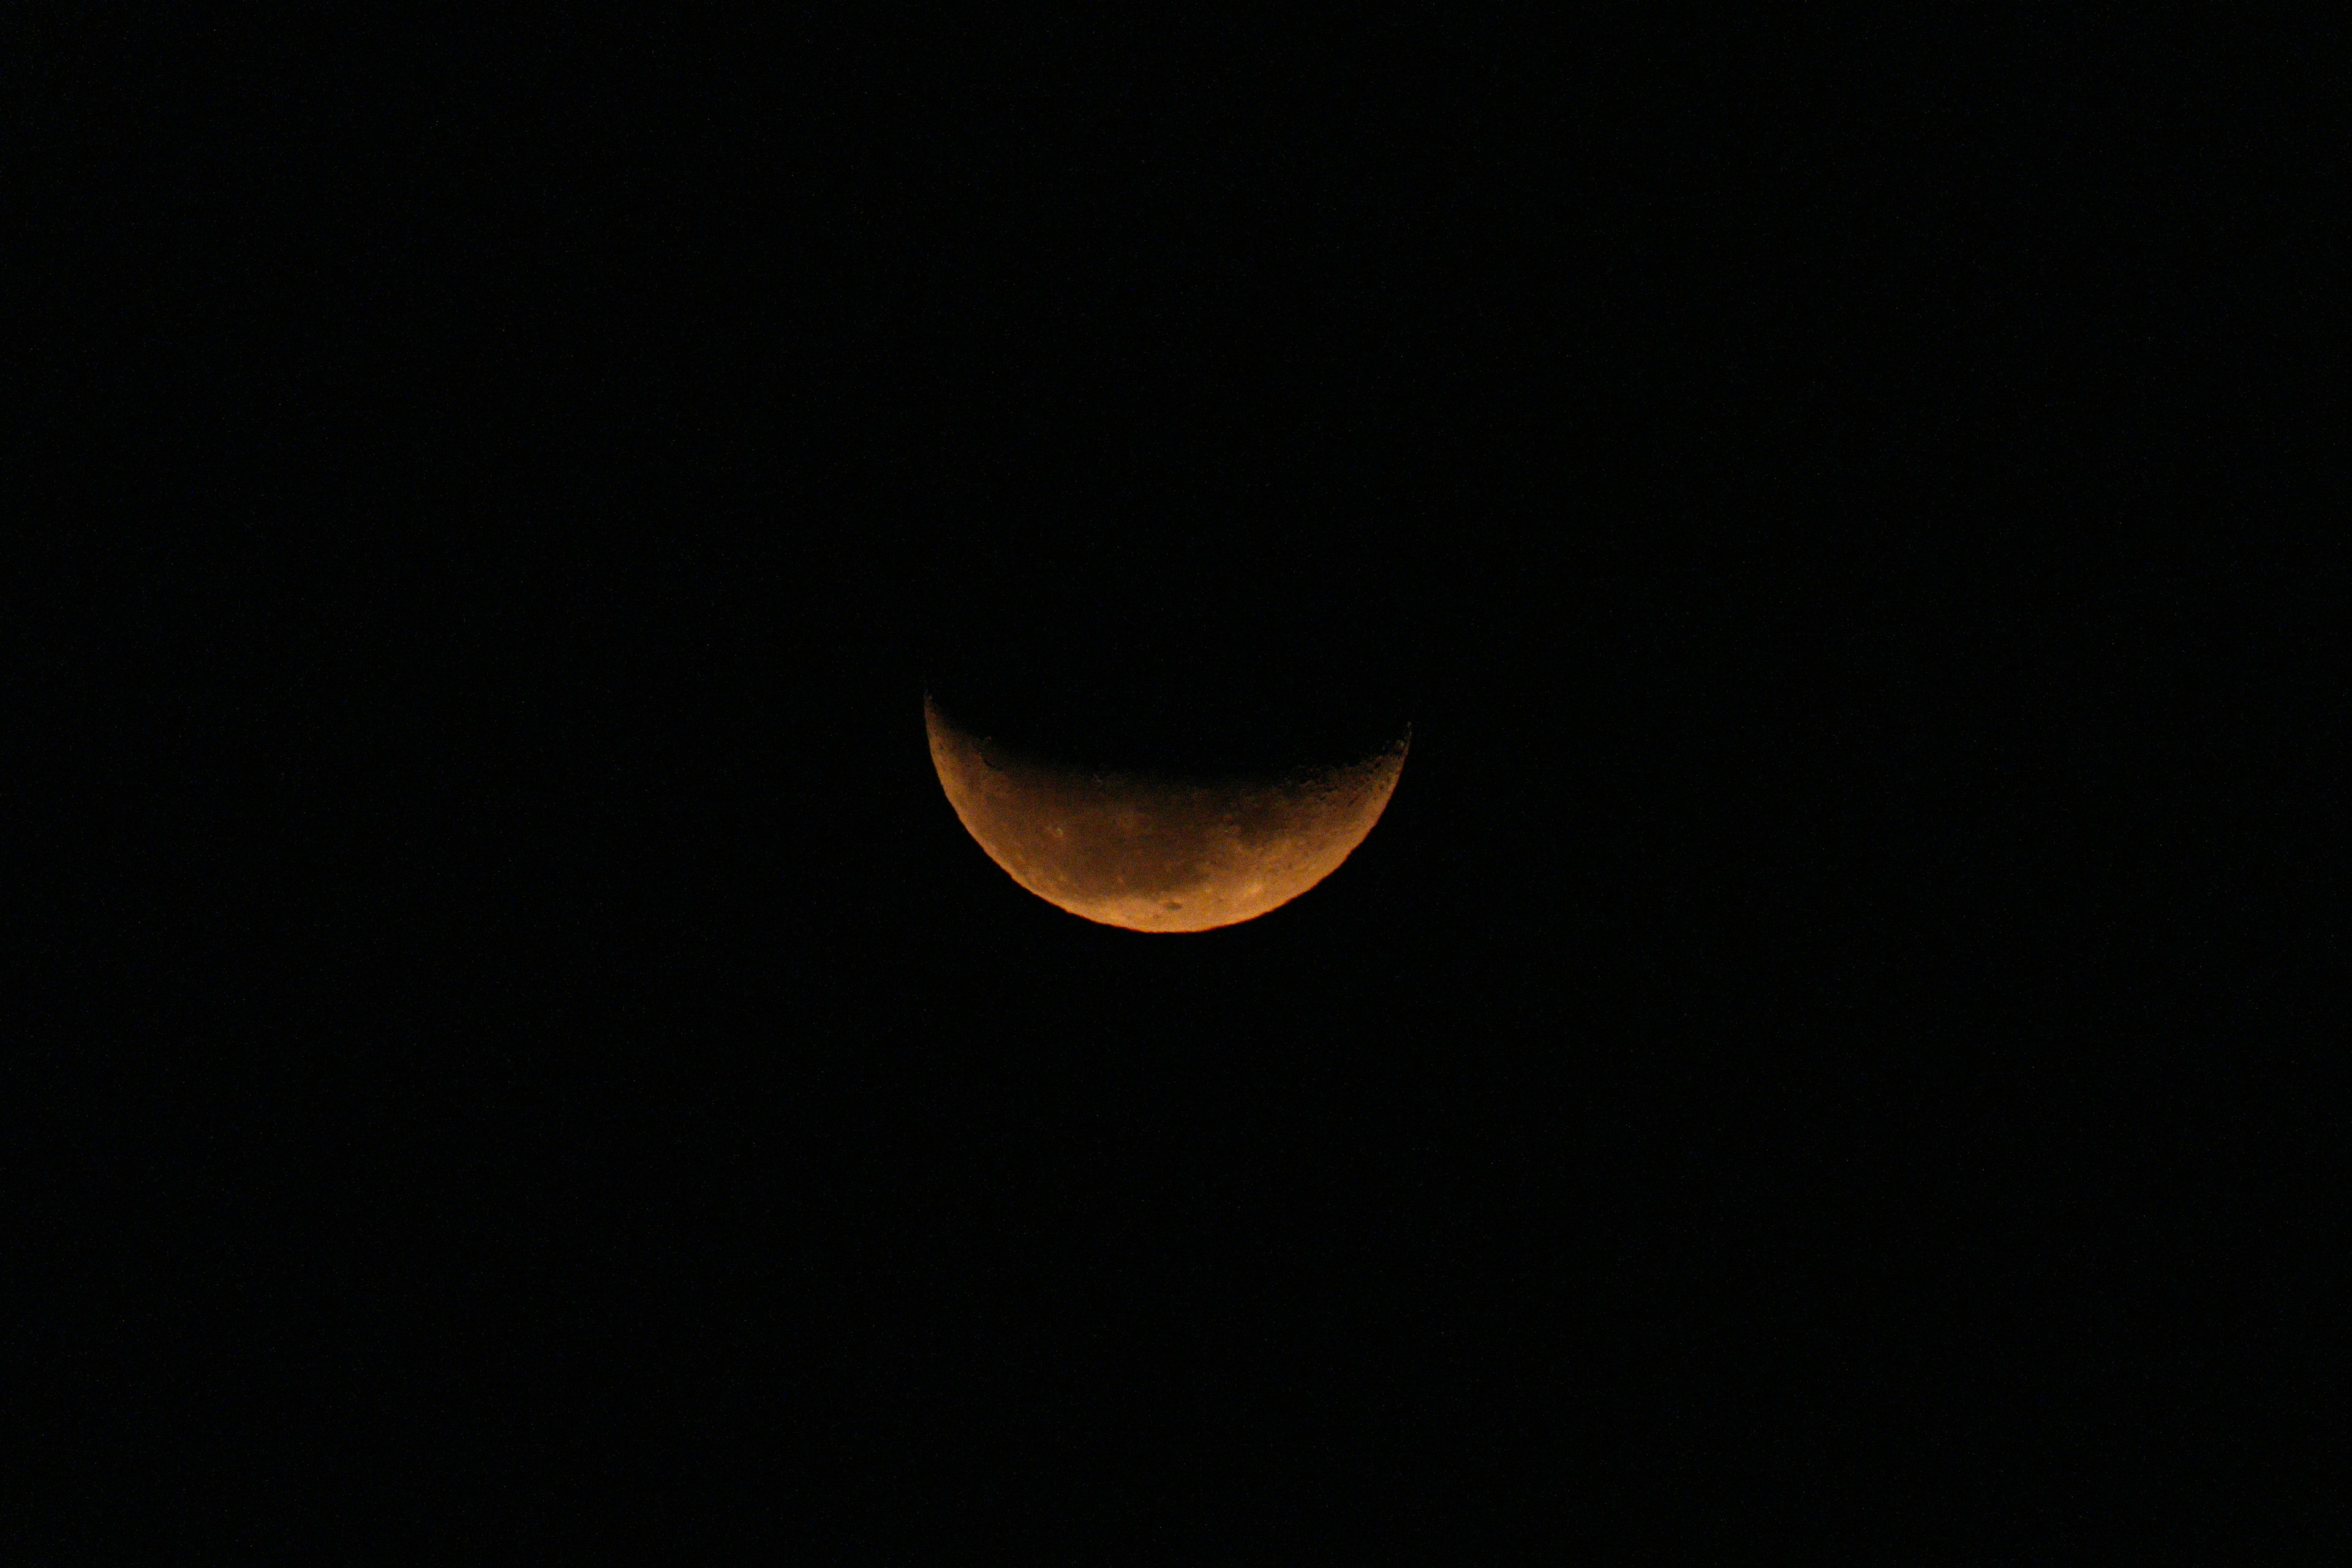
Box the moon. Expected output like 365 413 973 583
925 695 1408 933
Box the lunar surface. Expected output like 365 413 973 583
925 695 1408 932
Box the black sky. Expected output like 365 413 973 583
26 9 2326 1554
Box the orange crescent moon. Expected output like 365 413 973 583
925 695 1408 933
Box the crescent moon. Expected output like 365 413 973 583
925 695 1408 933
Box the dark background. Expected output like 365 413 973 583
24 9 2330 1553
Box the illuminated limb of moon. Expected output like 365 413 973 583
925 695 1408 933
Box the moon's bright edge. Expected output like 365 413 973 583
925 695 1408 933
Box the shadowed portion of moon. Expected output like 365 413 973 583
927 695 1408 933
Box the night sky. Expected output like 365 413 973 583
31 10 2323 1553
